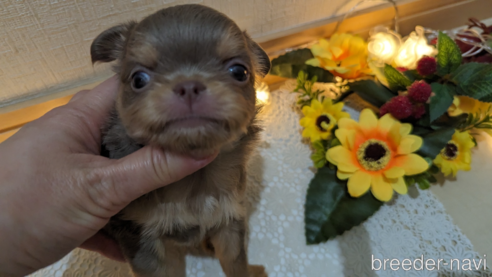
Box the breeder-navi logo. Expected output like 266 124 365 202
372 255 487 272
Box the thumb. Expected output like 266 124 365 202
98 146 217 208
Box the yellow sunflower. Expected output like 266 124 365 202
306 34 372 79
326 109 428 202
448 96 492 117
300 98 350 142
433 130 474 177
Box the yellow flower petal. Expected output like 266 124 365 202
371 175 394 202
397 135 422 155
347 170 371 197
337 170 353 180
331 102 345 113
393 154 429 175
330 46 344 59
335 129 356 150
311 99 322 110
400 123 412 136
378 114 395 133
391 177 408 195
326 146 358 172
302 128 320 142
384 166 405 179
338 118 358 130
448 96 463 117
311 43 332 59
359 109 378 133
306 58 321 67
388 121 402 146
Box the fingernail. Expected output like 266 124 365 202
195 151 219 166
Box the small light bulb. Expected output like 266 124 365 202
394 26 437 69
255 82 271 105
367 26 401 66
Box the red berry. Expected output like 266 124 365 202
380 96 413 120
408 81 432 103
379 103 389 116
430 38 437 45
412 103 426 119
416 56 437 76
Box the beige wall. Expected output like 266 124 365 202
0 0 408 107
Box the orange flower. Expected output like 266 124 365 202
326 109 428 201
306 34 372 79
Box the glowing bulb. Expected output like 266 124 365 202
255 82 271 105
367 26 401 66
394 26 437 69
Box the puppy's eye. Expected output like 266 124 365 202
228 64 249 82
131 71 151 91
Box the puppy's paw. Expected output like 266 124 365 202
248 265 267 277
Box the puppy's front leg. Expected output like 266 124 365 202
117 234 186 277
210 218 267 277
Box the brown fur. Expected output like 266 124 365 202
91 4 269 277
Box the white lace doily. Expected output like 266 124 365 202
31 81 491 277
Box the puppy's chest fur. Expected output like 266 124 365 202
103 112 259 243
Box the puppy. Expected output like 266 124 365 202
90 4 270 277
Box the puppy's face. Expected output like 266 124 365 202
91 5 270 156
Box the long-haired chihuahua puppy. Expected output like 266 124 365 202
90 4 270 277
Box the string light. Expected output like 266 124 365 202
256 82 271 105
393 26 437 69
367 26 402 66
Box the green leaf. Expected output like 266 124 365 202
436 32 462 76
348 80 396 108
270 49 335 82
311 140 328 169
404 176 415 187
450 62 492 101
429 164 440 174
330 138 341 148
417 178 431 190
304 167 383 244
432 114 466 130
427 174 437 183
416 127 454 158
450 63 488 84
429 83 455 122
403 70 422 82
384 64 412 91
270 64 335 82
271 48 314 66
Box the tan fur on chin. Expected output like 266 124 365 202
93 4 270 277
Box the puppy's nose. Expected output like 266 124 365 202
173 81 206 99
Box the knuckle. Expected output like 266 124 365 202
149 147 175 184
70 89 90 102
83 167 124 216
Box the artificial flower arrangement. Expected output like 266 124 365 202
269 19 492 245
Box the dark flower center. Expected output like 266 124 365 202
442 142 459 160
316 115 331 132
364 143 387 161
357 139 391 171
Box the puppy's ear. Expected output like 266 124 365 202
244 32 271 77
91 22 137 64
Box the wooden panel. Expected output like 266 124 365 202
0 95 73 133
0 129 19 144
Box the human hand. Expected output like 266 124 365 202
0 76 217 276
